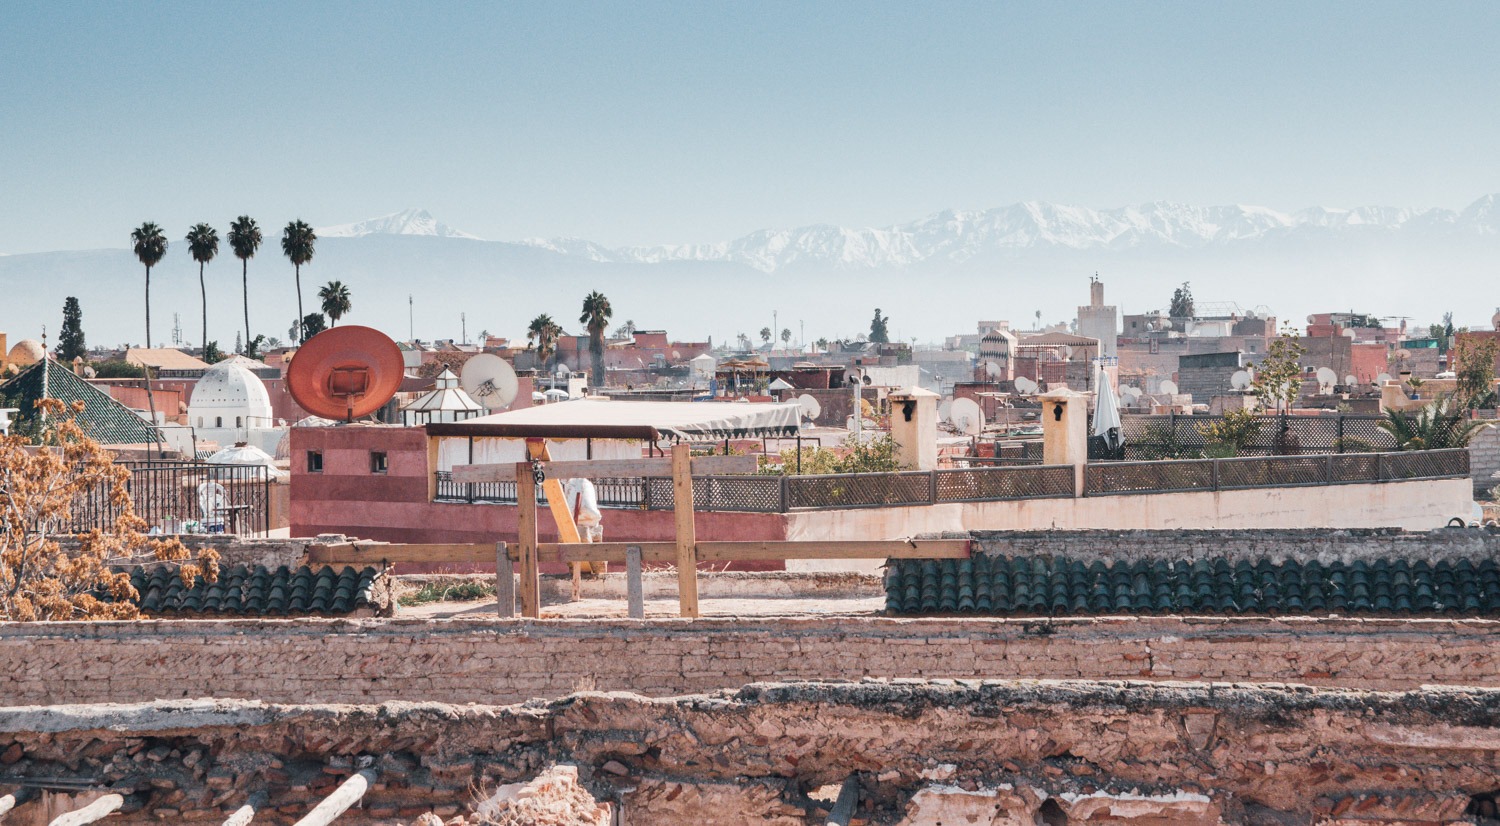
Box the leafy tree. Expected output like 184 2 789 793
0 399 219 620
300 313 327 340
244 334 267 360
57 297 86 362
318 280 352 326
815 337 829 350
1170 282 1195 318
91 360 145 379
130 222 168 348
526 313 562 369
761 433 903 475
869 309 890 344
615 319 636 338
735 333 751 351
1249 326 1306 412
780 328 791 347
264 336 282 350
579 291 612 388
185 223 219 352
202 341 225 364
1197 408 1261 457
281 220 317 341
1452 337 1500 410
759 327 772 344
1378 396 1488 450
227 216 263 352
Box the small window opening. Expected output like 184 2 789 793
216 416 223 428
307 451 323 473
370 451 388 474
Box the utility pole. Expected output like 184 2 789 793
773 311 778 352
461 312 467 345
408 295 414 342
800 320 804 351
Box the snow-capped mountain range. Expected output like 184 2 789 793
339 195 1500 273
317 208 482 240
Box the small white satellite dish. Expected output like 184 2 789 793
460 353 520 410
937 400 952 422
950 398 984 436
797 394 822 421
1376 372 1392 385
1014 376 1038 394
1344 375 1357 387
1230 370 1252 391
984 360 1002 379
1160 380 1179 396
1059 345 1074 360
555 362 570 376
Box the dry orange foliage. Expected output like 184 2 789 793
0 399 219 621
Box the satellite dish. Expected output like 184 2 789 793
1316 367 1337 391
950 398 984 436
797 394 822 421
1344 375 1357 387
461 353 519 410
1230 370 1252 391
287 326 404 422
984 360 1002 379
555 362 570 376
937 400 953 422
1160 380 1179 396
1014 376 1038 394
1059 345 1073 360
1377 372 1392 385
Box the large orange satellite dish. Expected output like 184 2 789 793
287 326 405 421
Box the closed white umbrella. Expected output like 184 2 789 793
1093 365 1123 450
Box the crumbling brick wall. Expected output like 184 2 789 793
5 615 1500 708
3 681 1500 824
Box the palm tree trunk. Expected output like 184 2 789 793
144 266 152 349
242 259 250 354
295 264 304 343
591 333 603 388
199 262 207 357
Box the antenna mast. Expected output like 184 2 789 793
408 294 414 342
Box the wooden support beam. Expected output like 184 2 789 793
673 444 699 618
626 546 644 619
496 541 514 617
292 769 377 826
220 791 267 826
451 454 758 483
824 775 860 826
305 542 496 566
516 461 541 619
49 794 124 826
0 788 32 819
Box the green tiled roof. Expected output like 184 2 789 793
0 360 159 445
126 564 385 616
885 554 1500 617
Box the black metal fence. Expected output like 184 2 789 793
1114 413 1397 460
1083 448 1470 496
67 461 271 536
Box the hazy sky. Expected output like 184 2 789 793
3 1 1499 254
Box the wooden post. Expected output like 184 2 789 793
221 792 266 826
495 541 514 617
0 788 31 818
516 461 541 619
672 443 699 618
824 775 860 826
49 794 124 826
626 545 644 619
292 769 377 826
528 439 594 587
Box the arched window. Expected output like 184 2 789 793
197 417 203 428
236 417 242 428
216 416 222 428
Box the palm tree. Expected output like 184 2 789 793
526 313 562 371
1378 396 1487 451
281 220 317 342
227 216 262 352
185 223 219 354
319 280 352 326
130 222 168 348
579 291 612 388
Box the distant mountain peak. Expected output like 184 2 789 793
317 208 482 240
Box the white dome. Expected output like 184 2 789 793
189 362 274 426
7 339 45 367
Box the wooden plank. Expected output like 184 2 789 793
824 775 860 826
0 788 30 819
450 454 758 483
495 542 514 617
49 795 124 826
221 792 266 826
516 462 541 619
525 539 970 564
292 769 377 826
305 543 496 566
626 546 644 619
673 444 699 618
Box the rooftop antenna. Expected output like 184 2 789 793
408 295 414 342
287 325 404 423
461 312 467 345
460 353 519 410
171 313 182 346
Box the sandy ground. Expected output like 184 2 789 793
398 593 884 619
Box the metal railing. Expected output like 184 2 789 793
1083 448 1470 496
67 461 271 536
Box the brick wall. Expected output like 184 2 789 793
5 614 1500 708
971 527 1500 564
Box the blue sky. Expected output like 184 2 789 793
2 1 1498 254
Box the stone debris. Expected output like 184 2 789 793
471 765 611 826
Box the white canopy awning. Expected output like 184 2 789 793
426 399 803 441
